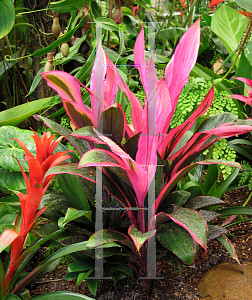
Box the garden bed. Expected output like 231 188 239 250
25 188 252 300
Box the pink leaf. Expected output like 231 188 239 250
165 18 200 112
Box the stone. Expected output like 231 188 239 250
198 261 252 300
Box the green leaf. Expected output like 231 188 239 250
128 225 155 252
32 16 87 57
87 229 134 250
244 41 252 65
56 173 91 212
234 0 252 12
76 269 93 286
58 208 91 228
0 126 36 172
6 295 22 300
213 168 239 199
204 164 218 194
0 54 18 80
38 115 89 155
50 0 87 13
109 263 133 277
75 47 96 82
211 5 248 67
219 206 252 217
0 0 15 39
157 28 185 41
0 97 59 126
27 67 44 96
0 168 26 191
185 196 225 210
156 222 196 265
165 208 207 251
86 277 99 297
217 235 242 268
31 291 95 299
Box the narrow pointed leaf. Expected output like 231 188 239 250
31 291 95 299
185 196 225 210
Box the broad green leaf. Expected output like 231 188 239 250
235 52 252 82
211 5 248 67
0 97 59 126
0 0 15 39
162 208 207 251
0 126 36 172
185 196 225 210
32 291 95 299
197 112 237 132
156 223 196 265
0 203 18 234
109 263 133 277
58 208 91 228
87 229 134 250
162 190 190 206
244 41 252 65
0 168 26 191
50 0 86 13
234 0 252 12
157 28 185 41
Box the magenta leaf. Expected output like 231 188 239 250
156 222 196 265
128 225 155 253
165 18 200 110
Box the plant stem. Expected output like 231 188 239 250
182 0 198 29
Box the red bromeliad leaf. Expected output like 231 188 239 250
209 0 224 8
0 229 19 253
87 229 134 250
156 208 208 252
128 225 155 253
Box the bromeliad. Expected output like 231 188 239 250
0 131 73 299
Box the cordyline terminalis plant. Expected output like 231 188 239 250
42 19 252 289
0 132 73 299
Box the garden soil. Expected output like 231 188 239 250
2 188 252 299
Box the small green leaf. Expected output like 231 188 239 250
76 269 93 286
128 225 155 252
0 0 15 39
58 208 91 228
